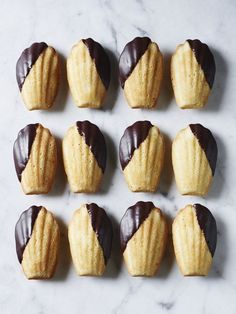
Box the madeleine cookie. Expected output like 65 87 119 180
119 121 165 192
171 39 216 109
63 121 106 193
120 201 167 276
172 123 217 196
13 123 57 194
68 203 113 276
67 38 110 108
172 204 217 276
16 42 60 110
119 37 163 108
15 206 60 279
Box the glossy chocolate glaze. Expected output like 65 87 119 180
119 37 151 88
13 123 38 181
15 206 41 263
76 121 106 173
16 42 48 91
82 38 111 89
189 123 217 175
86 203 113 264
187 39 216 88
120 201 154 252
194 204 217 257
119 120 153 170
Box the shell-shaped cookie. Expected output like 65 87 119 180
15 206 60 279
13 123 57 195
68 203 113 276
67 38 111 108
16 42 60 110
119 37 163 108
62 121 106 193
172 123 217 196
171 39 215 109
120 201 167 276
119 121 165 192
172 204 217 276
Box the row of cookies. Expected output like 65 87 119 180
13 120 217 196
15 202 217 279
16 37 215 110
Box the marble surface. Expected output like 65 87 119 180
0 0 236 313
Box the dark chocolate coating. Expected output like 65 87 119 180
76 121 106 173
86 203 113 264
194 204 217 257
15 206 41 263
16 42 48 91
119 120 153 170
119 37 151 88
187 39 216 88
82 38 111 89
189 123 217 175
13 124 38 181
120 201 154 252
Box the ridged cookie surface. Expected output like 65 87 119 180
15 206 60 279
68 203 113 276
120 201 167 276
119 37 163 108
63 121 106 193
16 42 60 110
172 123 217 196
119 121 165 192
172 204 217 276
171 39 215 109
13 123 57 194
67 38 110 108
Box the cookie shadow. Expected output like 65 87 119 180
203 48 228 112
155 50 173 111
51 217 71 281
205 133 225 200
158 132 173 197
48 52 69 112
99 130 117 194
47 135 67 196
208 214 227 279
102 48 119 111
103 214 122 279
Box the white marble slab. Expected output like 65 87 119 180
0 0 236 313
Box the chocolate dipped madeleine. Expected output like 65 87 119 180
120 201 167 276
15 206 60 279
16 42 60 110
68 203 113 276
172 204 217 276
119 37 163 108
171 39 216 109
172 123 217 196
67 38 111 108
62 121 106 193
119 121 165 192
13 123 57 194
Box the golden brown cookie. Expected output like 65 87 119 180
67 38 110 108
119 121 165 192
119 37 163 108
16 42 60 110
120 201 167 276
62 120 106 193
171 39 215 109
172 204 217 276
172 123 217 196
15 206 60 279
13 123 57 194
68 203 113 276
